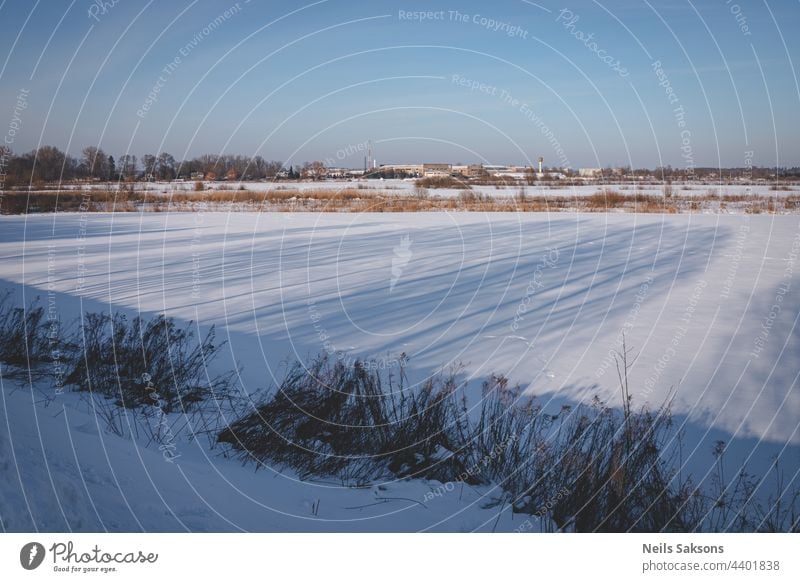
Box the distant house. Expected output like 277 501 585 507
326 167 351 178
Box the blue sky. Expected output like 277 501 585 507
1 0 798 168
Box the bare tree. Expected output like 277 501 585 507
118 154 138 180
82 146 108 180
309 160 326 181
142 154 156 181
34 146 68 183
156 152 176 180
264 160 283 179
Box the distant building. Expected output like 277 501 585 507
449 165 486 177
422 163 452 177
579 168 603 178
379 164 423 176
483 164 509 174
357 161 571 180
482 164 532 179
325 167 351 178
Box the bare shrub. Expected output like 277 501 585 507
65 312 235 413
218 356 472 484
469 364 700 532
0 292 59 374
217 353 714 531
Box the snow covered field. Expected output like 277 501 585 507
1 211 799 531
51 178 797 200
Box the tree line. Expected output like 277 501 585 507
0 144 310 188
2 144 798 189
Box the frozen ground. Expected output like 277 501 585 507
1 211 799 531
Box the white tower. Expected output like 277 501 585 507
538 156 544 174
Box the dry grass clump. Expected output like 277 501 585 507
217 355 702 530
216 351 800 532
65 312 235 414
218 356 472 484
784 197 800 209
218 358 696 531
769 183 792 191
0 292 56 373
415 176 471 189
470 175 519 187
586 189 626 210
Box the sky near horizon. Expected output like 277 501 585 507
1 0 798 169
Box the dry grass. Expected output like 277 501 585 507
3 293 798 532
1 190 146 213
216 353 800 532
586 190 626 209
2 187 795 215
414 176 472 189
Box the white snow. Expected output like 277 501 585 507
1 211 798 531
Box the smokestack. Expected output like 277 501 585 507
538 156 543 174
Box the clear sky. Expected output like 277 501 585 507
1 0 798 169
